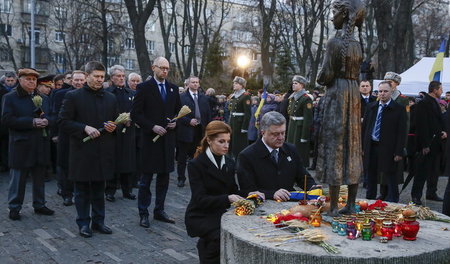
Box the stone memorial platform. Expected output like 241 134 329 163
221 200 450 264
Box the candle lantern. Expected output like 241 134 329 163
401 215 420 241
338 220 347 236
362 223 372 241
331 217 340 233
375 217 384 236
309 209 322 227
381 221 394 240
346 221 357 240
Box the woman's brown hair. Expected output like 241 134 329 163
194 121 231 158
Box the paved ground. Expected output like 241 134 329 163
0 168 447 264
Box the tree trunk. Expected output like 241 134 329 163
124 0 157 79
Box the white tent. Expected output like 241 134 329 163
373 57 450 96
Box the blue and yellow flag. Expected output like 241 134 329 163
429 39 447 82
254 84 268 126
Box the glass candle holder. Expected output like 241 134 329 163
362 223 372 241
375 217 384 236
393 220 402 237
401 216 420 241
381 221 394 240
346 221 357 240
338 221 347 236
331 217 340 233
309 209 322 227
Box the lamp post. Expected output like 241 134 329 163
236 55 250 77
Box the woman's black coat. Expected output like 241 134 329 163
185 151 246 238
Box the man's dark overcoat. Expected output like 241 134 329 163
131 77 181 173
176 91 211 143
362 100 407 184
59 85 118 182
237 139 316 200
415 93 445 151
52 86 75 168
107 85 136 173
1 85 51 169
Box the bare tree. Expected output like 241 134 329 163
257 0 277 85
124 0 157 79
0 1 18 70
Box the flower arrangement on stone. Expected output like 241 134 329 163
82 112 130 142
232 194 264 216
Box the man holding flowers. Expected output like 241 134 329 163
59 61 118 238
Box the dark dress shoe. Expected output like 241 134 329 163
426 194 444 201
123 193 136 200
154 211 175 224
9 210 20 220
34 206 55 215
105 194 115 202
140 215 150 228
63 197 74 206
92 224 112 234
79 226 92 238
412 198 422 205
177 180 185 188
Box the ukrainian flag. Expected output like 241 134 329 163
254 83 268 127
429 39 447 82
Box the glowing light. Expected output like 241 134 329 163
236 55 250 69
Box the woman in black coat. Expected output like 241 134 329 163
185 121 253 264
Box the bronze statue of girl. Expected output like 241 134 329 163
316 0 365 216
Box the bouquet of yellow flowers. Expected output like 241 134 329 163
152 106 191 142
32 95 47 137
83 112 130 142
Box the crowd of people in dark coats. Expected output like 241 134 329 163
1 62 450 264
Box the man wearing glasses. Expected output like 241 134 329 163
131 57 181 228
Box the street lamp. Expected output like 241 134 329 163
236 55 250 77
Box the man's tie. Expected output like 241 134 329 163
373 104 386 141
365 97 369 104
193 93 201 123
159 83 166 102
271 149 279 163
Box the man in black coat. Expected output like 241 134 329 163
105 65 137 201
2 68 54 220
59 61 118 238
0 81 10 172
131 57 181 227
237 111 317 201
411 81 447 205
51 70 86 206
359 80 376 120
442 110 450 216
176 76 211 187
362 81 407 202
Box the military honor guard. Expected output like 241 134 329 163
228 76 251 158
286 75 313 167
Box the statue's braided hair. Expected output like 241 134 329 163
332 0 365 74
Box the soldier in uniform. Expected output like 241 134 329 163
286 75 313 167
228 76 251 159
379 72 409 200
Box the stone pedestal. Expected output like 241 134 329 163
221 201 450 264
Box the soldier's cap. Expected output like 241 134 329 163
384 72 401 85
17 68 39 78
233 76 246 87
38 75 55 87
292 75 308 85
